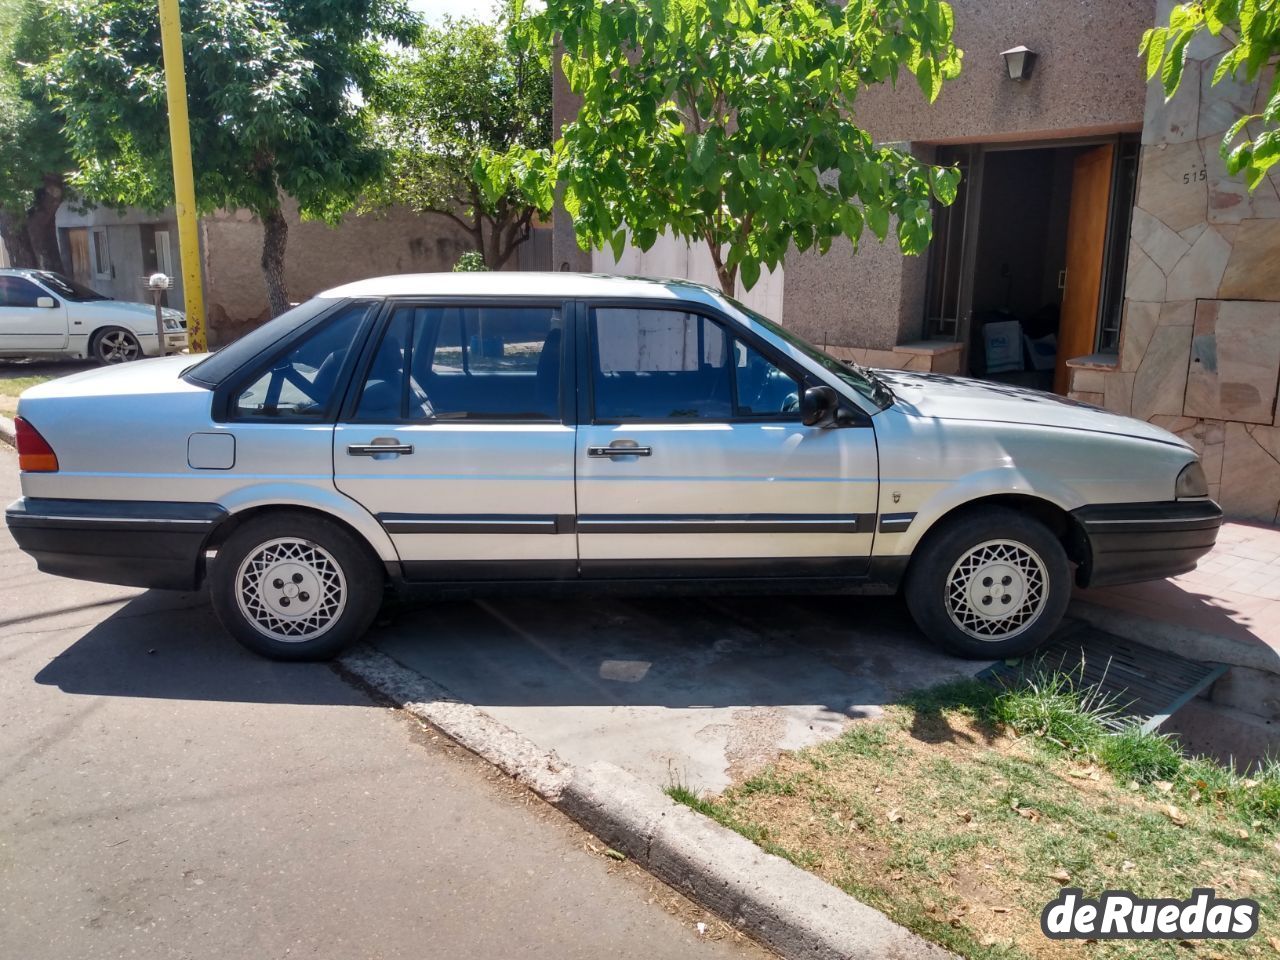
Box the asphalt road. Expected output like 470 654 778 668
0 446 766 960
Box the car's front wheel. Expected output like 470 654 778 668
209 512 384 661
904 506 1071 659
91 326 143 364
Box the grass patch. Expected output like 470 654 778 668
669 675 1280 960
989 668 1119 754
0 373 59 417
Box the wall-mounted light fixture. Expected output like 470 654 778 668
1000 45 1037 81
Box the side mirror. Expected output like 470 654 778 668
800 385 839 427
35 296 57 309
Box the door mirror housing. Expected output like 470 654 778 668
35 296 57 309
800 385 839 427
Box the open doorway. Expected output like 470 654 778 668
923 137 1138 394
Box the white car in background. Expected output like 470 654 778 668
0 268 187 363
5 273 1220 661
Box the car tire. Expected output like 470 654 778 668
904 506 1071 660
209 511 384 661
91 326 143 364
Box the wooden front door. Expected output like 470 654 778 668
1055 143 1114 394
66 227 91 285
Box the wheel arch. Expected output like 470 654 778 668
199 499 399 586
87 323 142 359
906 492 1091 584
87 322 135 342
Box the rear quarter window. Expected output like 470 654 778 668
183 298 367 388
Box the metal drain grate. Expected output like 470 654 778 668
978 619 1229 733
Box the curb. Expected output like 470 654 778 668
0 415 14 448
339 645 952 960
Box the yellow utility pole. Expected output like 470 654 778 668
158 0 207 352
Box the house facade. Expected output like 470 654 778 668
554 0 1280 521
55 205 185 309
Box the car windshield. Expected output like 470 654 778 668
32 271 110 302
728 298 895 410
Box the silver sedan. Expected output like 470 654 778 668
6 273 1220 660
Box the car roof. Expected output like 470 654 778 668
319 271 728 307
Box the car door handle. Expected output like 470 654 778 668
348 440 414 457
588 444 652 458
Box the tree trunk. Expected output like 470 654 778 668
26 174 66 273
0 209 37 268
483 215 504 270
490 208 535 271
260 205 290 318
704 235 737 297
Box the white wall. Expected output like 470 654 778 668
592 230 785 320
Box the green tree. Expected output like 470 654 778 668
368 10 552 270
0 0 71 272
1141 0 1280 190
484 0 962 297
46 0 418 318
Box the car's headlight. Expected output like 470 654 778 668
162 311 186 332
1176 461 1208 499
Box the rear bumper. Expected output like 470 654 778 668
5 497 226 590
1072 499 1222 588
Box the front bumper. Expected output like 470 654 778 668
5 497 226 590
1072 499 1223 588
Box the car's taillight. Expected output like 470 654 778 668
15 417 58 472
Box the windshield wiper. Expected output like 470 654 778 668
840 358 895 407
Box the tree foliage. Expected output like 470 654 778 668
369 8 552 270
1141 0 1280 190
485 0 963 296
0 0 72 270
46 0 419 317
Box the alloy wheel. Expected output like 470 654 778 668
97 329 142 363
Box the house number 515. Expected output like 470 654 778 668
1183 166 1207 184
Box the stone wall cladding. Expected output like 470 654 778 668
1068 11 1280 522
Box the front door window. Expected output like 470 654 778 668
590 307 800 421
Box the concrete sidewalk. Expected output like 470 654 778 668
1072 520 1280 762
1076 521 1280 668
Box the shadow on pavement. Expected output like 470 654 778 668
35 588 980 714
34 590 370 707
368 591 980 714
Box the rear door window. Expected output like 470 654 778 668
353 304 565 422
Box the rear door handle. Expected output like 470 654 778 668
588 444 652 458
348 439 414 457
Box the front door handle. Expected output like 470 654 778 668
588 444 652 458
348 438 414 457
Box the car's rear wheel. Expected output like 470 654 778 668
904 506 1071 659
91 326 142 364
209 512 383 661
